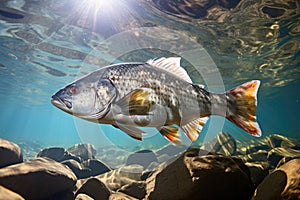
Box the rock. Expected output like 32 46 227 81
18 141 44 161
62 159 92 179
267 147 300 167
252 170 287 200
279 159 300 200
237 135 300 172
82 159 111 176
156 144 187 157
0 138 23 168
97 164 144 190
97 148 128 169
157 153 170 163
42 189 74 200
0 157 77 200
236 139 271 155
0 185 25 200
126 150 158 169
244 144 271 155
267 134 300 149
240 150 268 163
109 192 138 200
145 148 254 200
37 147 64 160
203 132 237 156
252 158 300 200
146 161 160 171
118 181 146 199
37 147 81 162
141 171 152 181
245 162 269 187
276 157 295 168
75 193 94 200
76 177 111 200
68 144 97 161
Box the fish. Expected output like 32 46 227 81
51 57 262 144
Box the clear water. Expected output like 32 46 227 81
0 0 299 162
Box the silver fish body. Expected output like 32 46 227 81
52 57 262 143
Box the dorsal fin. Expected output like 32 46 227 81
146 57 193 83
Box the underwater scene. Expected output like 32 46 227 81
0 0 299 199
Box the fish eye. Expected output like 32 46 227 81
68 86 78 95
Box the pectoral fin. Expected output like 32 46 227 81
157 125 181 144
112 124 144 141
115 91 167 127
116 88 154 115
181 117 209 141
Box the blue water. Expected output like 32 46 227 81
0 0 299 159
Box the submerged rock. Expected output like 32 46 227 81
68 144 97 161
267 147 300 167
109 192 138 200
276 157 296 168
203 132 237 156
245 162 269 187
0 185 25 200
267 134 300 149
156 153 171 163
60 158 111 180
236 139 271 155
156 144 187 157
18 141 44 161
240 150 269 163
126 150 158 169
279 159 300 200
37 147 81 162
0 157 77 200
97 164 144 190
0 138 23 168
75 193 94 200
0 134 297 200
82 159 111 176
118 181 146 199
145 148 254 200
237 134 300 172
62 159 92 179
76 177 112 200
252 158 300 200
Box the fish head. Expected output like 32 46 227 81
51 78 117 121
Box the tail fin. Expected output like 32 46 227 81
226 80 262 137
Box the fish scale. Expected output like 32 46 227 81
105 63 189 109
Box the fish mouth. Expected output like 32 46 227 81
51 95 72 109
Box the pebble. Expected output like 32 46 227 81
0 138 23 168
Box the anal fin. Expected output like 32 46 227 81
157 125 181 144
181 117 209 142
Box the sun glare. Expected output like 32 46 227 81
71 0 130 35
86 0 114 12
